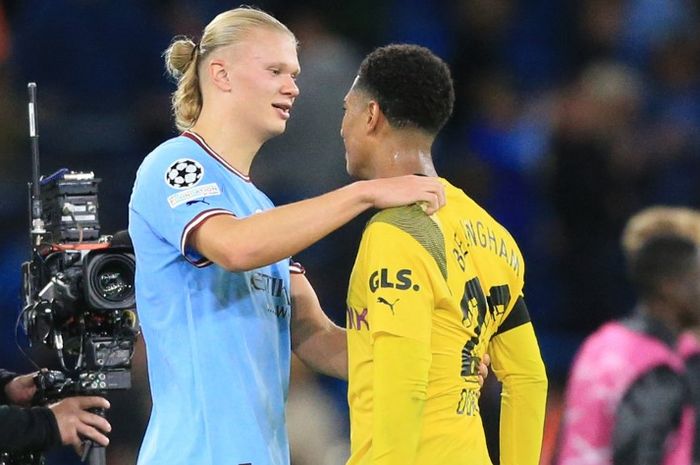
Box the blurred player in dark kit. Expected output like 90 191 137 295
557 206 700 465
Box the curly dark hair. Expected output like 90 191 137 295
354 44 455 134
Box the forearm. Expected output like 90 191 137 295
373 334 430 465
0 405 60 452
194 182 374 271
491 323 548 465
291 274 348 379
294 323 347 380
193 175 445 271
498 369 548 465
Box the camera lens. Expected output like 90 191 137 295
84 252 136 310
95 258 133 301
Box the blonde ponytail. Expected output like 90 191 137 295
164 37 202 132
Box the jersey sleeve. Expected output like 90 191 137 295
489 316 548 465
130 140 236 264
356 207 441 464
372 334 431 465
492 241 526 331
289 258 305 275
0 405 61 453
359 218 442 344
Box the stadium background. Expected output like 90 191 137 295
0 0 698 463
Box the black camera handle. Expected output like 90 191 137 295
80 407 106 465
34 372 109 465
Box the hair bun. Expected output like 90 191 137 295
165 37 197 80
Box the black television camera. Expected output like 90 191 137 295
21 169 137 391
7 83 138 465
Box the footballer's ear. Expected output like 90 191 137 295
366 100 384 134
209 59 232 92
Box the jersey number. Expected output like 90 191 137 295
459 277 510 377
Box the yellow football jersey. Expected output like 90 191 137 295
346 179 547 465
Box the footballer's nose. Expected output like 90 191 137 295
282 76 299 98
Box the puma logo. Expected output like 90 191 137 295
377 297 399 315
186 198 210 206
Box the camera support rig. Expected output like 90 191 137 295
11 83 139 465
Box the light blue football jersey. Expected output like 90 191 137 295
129 131 295 465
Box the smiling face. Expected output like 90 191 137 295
220 28 300 140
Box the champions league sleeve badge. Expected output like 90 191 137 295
165 158 204 189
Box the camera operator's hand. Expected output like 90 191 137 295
49 396 111 455
4 372 38 406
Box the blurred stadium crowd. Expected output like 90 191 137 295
0 0 699 464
